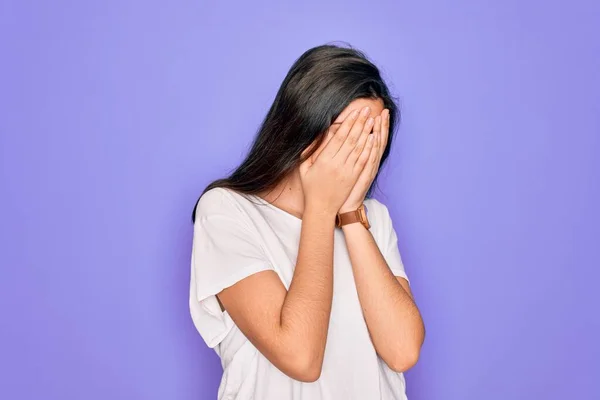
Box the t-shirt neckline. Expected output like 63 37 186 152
250 194 303 224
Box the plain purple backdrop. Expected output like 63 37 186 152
1 1 599 399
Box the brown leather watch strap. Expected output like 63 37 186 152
335 204 370 229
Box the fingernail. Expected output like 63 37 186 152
362 107 371 116
351 110 360 119
366 117 374 126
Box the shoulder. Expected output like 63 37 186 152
364 197 394 238
364 197 392 225
195 187 251 220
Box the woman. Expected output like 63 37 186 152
189 44 425 400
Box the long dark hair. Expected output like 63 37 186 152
192 43 400 222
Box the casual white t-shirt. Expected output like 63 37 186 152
189 187 410 400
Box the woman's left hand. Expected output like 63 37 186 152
338 108 390 214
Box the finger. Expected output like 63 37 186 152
319 108 361 159
354 132 376 174
369 130 381 170
359 130 379 176
345 116 374 163
334 106 373 160
381 109 390 155
346 117 374 166
372 115 382 157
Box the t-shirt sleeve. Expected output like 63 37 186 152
369 199 410 283
189 188 275 348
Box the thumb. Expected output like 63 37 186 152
299 144 315 176
299 152 318 177
310 130 334 164
300 131 332 175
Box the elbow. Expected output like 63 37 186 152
293 355 324 382
294 365 323 383
387 320 426 373
386 346 421 373
285 350 324 382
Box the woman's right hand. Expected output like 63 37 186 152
299 106 376 215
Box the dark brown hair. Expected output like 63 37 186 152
192 43 400 222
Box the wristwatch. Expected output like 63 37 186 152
335 203 370 230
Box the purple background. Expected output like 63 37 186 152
1 1 599 399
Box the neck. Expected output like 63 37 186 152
258 169 305 220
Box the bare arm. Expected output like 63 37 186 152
215 105 375 382
342 222 425 372
217 208 335 382
337 108 424 372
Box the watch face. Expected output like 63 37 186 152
359 204 370 229
359 204 367 222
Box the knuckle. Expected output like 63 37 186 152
333 135 345 145
347 135 359 147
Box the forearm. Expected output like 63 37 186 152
280 206 336 370
342 223 425 371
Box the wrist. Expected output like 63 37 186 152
304 203 338 221
341 221 368 233
335 202 370 230
338 202 363 214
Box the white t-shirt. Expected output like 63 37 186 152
189 187 409 400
